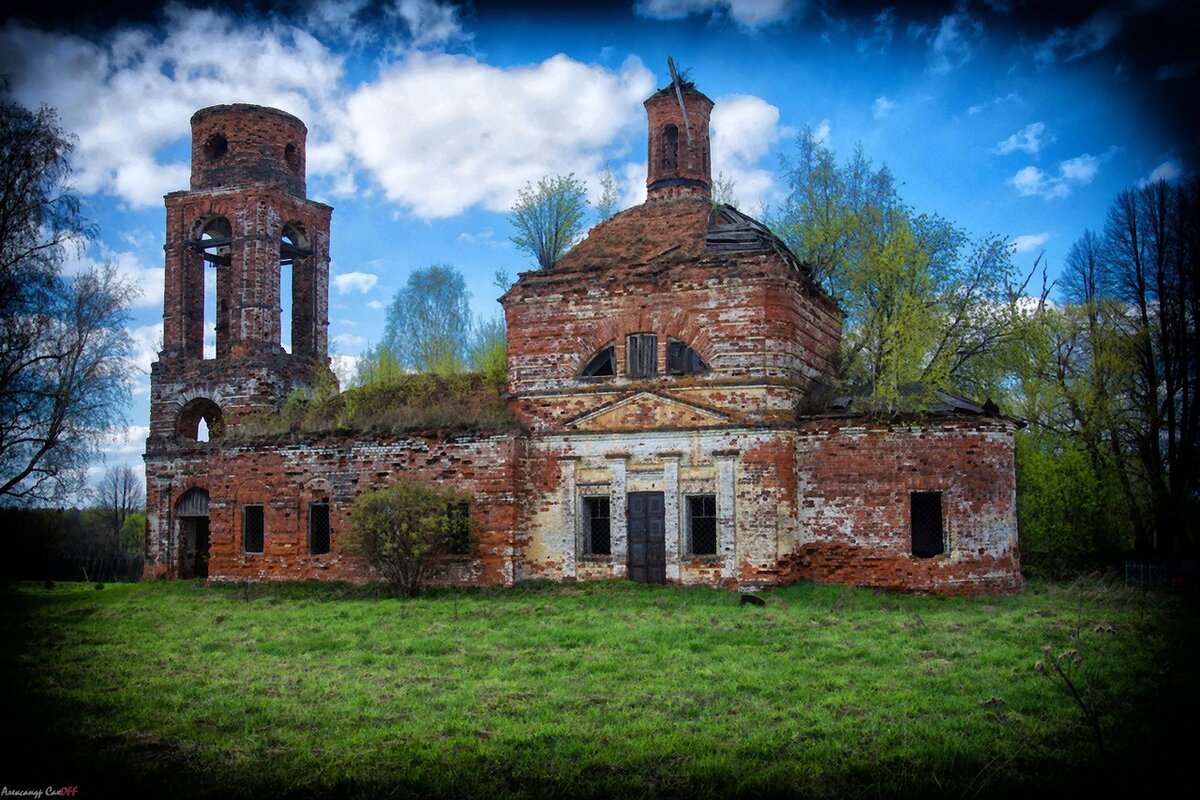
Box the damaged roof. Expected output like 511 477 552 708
552 196 812 278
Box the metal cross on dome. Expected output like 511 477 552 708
667 56 693 147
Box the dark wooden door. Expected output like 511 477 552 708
628 492 665 584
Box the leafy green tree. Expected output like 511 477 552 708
95 463 143 545
0 98 137 501
469 316 507 393
347 481 471 596
510 173 588 269
378 264 472 375
595 163 620 223
769 129 1025 412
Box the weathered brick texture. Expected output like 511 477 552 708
145 85 1023 596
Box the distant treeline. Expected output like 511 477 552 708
0 506 145 583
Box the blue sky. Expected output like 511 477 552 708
1 0 1195 487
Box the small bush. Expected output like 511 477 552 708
345 482 473 597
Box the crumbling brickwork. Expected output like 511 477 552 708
144 80 1023 596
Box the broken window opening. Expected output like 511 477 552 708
204 133 227 161
911 491 945 558
667 338 708 375
309 502 331 555
243 505 265 554
176 398 224 442
580 344 615 378
626 333 657 378
582 496 611 556
662 124 679 173
192 216 231 360
687 495 718 556
445 500 471 556
284 142 300 172
280 223 312 356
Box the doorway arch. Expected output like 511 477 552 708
176 488 210 578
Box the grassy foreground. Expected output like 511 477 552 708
1 577 1194 798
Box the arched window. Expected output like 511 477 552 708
662 124 679 173
190 216 231 360
280 222 311 356
667 338 708 375
176 398 224 442
580 344 615 377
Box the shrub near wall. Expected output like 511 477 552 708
1016 432 1131 576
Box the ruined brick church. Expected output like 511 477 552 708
144 78 1023 595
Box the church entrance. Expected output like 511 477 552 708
176 488 210 579
627 491 665 584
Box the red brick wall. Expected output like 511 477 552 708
791 418 1023 595
644 85 713 200
145 433 523 585
190 104 307 196
503 198 841 433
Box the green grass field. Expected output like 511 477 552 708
1 577 1194 798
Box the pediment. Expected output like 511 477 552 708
565 391 732 431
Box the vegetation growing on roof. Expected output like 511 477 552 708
226 372 521 441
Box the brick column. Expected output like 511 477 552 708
663 453 681 581
716 450 738 580
560 457 578 579
607 453 628 578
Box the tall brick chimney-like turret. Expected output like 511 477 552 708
644 82 714 201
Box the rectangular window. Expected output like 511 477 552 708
626 333 657 378
911 491 945 558
582 496 611 556
446 500 471 556
242 504 264 554
308 502 331 555
687 495 718 556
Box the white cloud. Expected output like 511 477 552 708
813 119 831 146
333 332 367 350
129 322 164 375
331 354 361 386
395 0 469 47
872 96 897 120
967 92 1020 116
992 122 1046 156
342 52 654 219
0 5 345 208
1011 232 1051 253
1010 152 1106 200
1059 154 1100 183
332 271 379 294
61 246 165 309
635 0 807 29
366 300 386 311
710 94 785 211
1035 7 1125 68
1140 160 1181 186
926 11 982 74
856 9 895 54
101 425 150 459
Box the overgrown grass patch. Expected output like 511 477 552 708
1 577 1193 797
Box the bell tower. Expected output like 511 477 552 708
148 104 333 449
644 77 713 201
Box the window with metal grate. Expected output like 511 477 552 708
582 496 611 556
688 495 717 556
